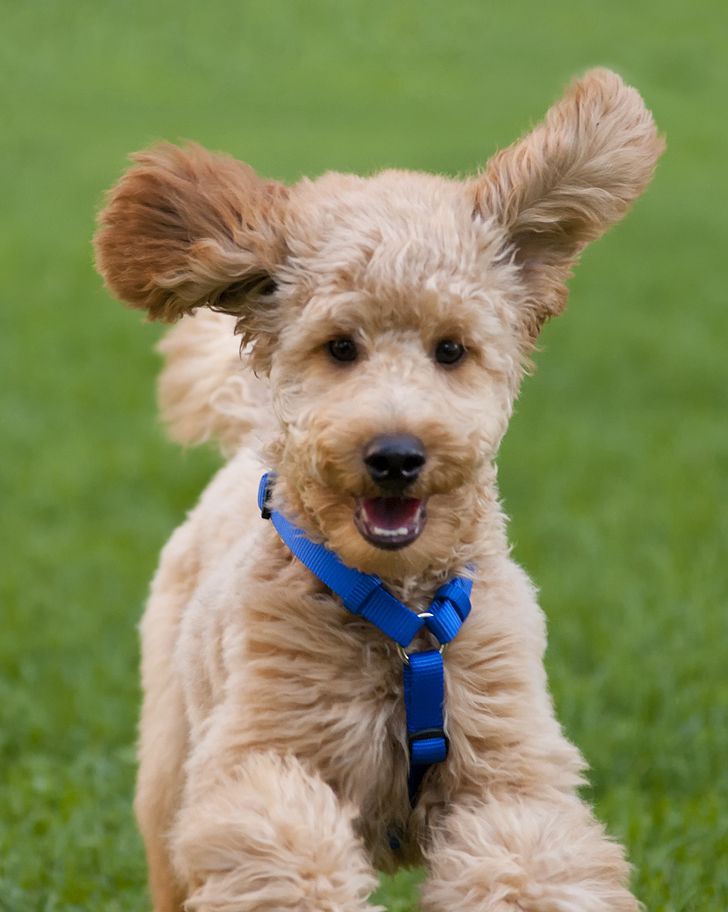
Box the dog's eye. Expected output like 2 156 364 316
434 339 466 366
327 337 358 363
257 278 278 296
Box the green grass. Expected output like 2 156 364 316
2 1 726 909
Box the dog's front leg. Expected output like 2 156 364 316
171 750 380 912
420 793 639 912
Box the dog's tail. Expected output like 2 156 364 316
157 310 273 457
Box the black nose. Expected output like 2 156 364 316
363 434 426 492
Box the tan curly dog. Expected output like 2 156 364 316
95 68 663 912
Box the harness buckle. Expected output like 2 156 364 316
258 473 274 519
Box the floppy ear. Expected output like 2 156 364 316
94 143 288 324
473 69 665 332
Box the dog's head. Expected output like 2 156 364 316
95 69 663 577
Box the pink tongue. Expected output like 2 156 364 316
361 497 421 531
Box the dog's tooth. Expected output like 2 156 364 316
373 526 409 537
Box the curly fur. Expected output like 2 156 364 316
157 311 272 456
95 69 663 911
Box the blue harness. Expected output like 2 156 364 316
258 473 472 805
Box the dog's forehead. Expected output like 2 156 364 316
288 172 502 279
283 170 509 329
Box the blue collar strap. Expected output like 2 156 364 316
258 473 472 805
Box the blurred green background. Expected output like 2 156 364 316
2 1 726 909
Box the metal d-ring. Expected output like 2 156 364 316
397 611 445 665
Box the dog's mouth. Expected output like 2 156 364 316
354 497 427 550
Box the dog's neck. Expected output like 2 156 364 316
267 466 508 605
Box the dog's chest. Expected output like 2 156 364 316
241 602 437 864
178 551 400 790
187 556 469 861
245 597 409 792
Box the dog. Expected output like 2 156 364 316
95 68 663 912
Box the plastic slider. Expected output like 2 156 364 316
407 728 449 757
